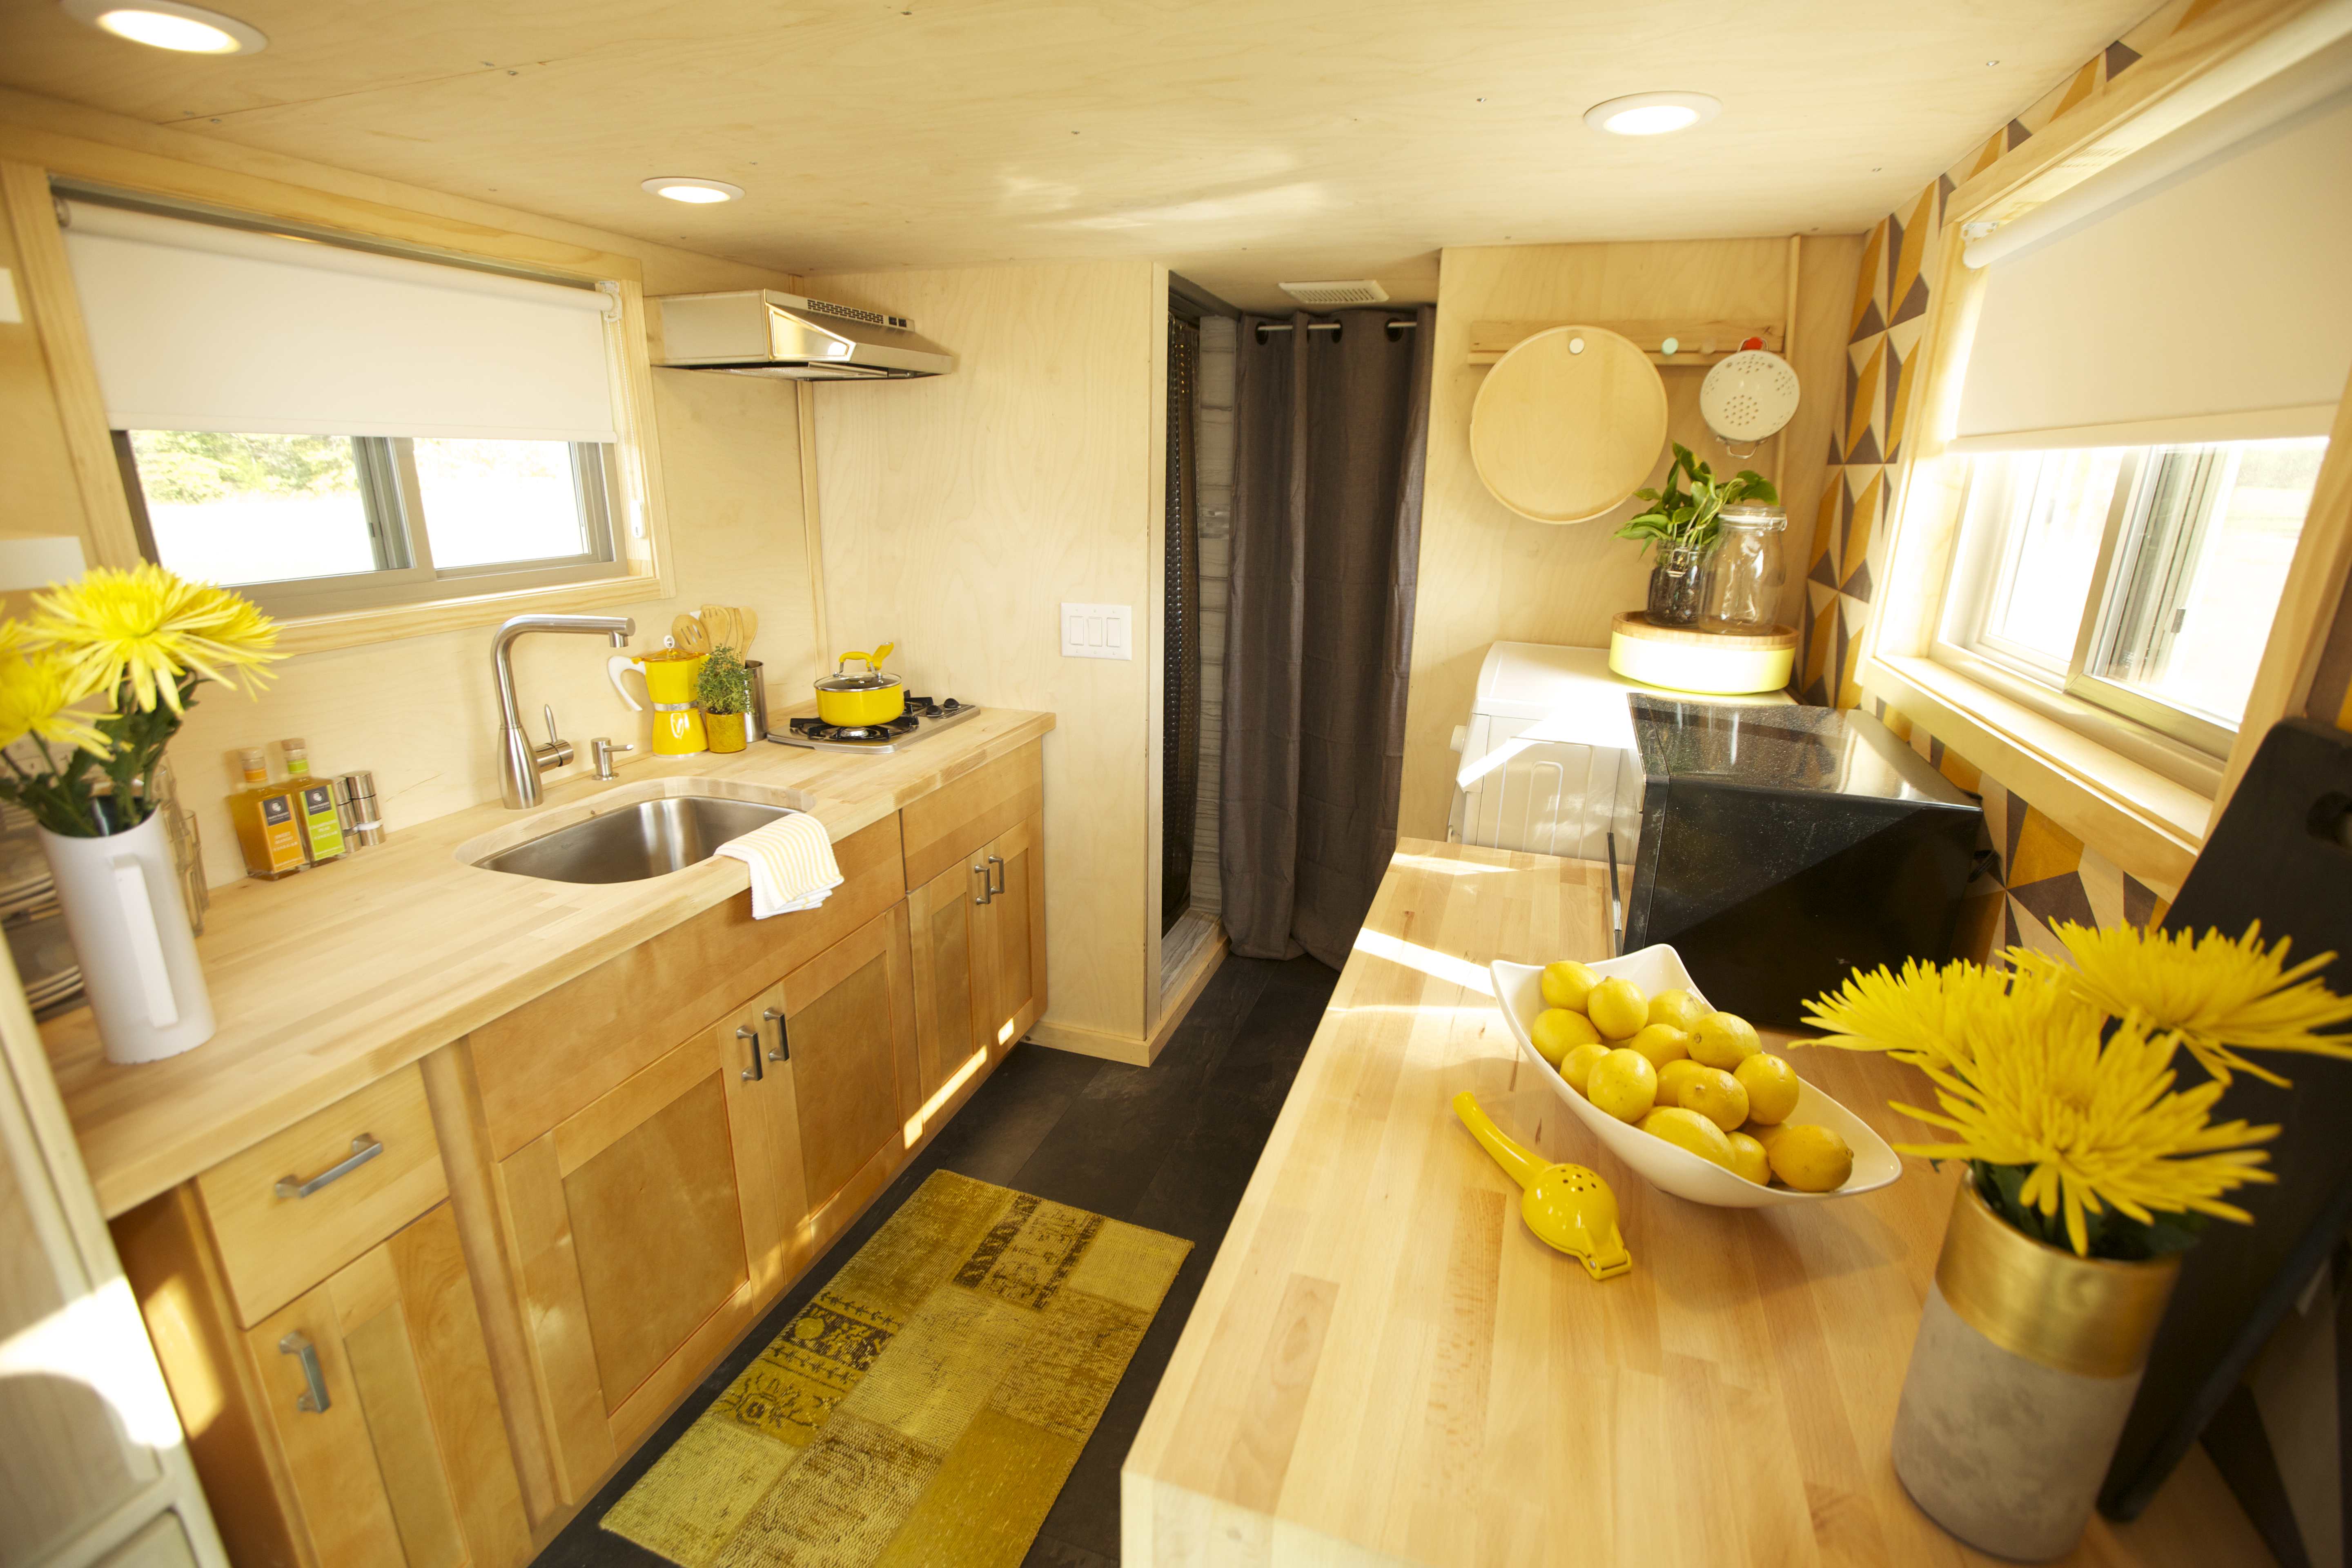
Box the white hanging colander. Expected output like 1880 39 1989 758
1699 347 1801 453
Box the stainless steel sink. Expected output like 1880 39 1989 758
473 796 795 884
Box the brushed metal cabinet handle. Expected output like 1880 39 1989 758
987 854 1005 899
279 1331 330 1413
274 1135 382 1200
762 1007 789 1063
738 1024 763 1081
972 862 991 906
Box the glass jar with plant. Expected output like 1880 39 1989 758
1800 923 2352 1560
0 564 281 1064
697 645 754 754
1616 443 1779 626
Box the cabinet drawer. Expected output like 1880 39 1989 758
196 1063 448 1327
900 741 1043 889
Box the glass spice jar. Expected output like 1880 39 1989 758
1702 503 1788 632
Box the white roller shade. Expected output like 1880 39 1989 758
60 201 620 442
1951 89 2352 453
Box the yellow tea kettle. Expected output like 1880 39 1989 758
608 648 707 755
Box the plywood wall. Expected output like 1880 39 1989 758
808 259 1165 1047
0 95 821 886
1398 234 1864 840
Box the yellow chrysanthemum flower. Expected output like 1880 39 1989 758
0 648 113 757
1888 1005 2278 1256
2015 921 2352 1088
1802 956 2060 1072
28 563 280 715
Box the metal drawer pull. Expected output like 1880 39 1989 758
987 854 1005 899
738 1024 763 1081
279 1332 330 1413
762 1007 789 1063
972 862 991 906
274 1135 381 1199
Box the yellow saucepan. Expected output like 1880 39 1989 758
815 643 904 727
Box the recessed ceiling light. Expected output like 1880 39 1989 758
60 0 265 53
641 177 744 205
1583 91 1722 137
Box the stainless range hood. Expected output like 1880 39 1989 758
652 289 955 380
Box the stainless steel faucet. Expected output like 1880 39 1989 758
493 614 635 809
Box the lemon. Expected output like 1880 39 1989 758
1541 960 1601 1011
1655 1058 1710 1111
1647 987 1711 1033
1587 978 1650 1040
1638 1106 1734 1168
1586 1048 1657 1123
1531 1007 1602 1065
1734 1053 1802 1125
1624 1023 1690 1071
1724 1131 1771 1185
1680 1066 1750 1132
1560 1041 1611 1096
1766 1124 1854 1192
1690 1010 1763 1070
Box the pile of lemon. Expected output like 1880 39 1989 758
1530 962 1853 1192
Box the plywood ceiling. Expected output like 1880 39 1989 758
0 0 2153 310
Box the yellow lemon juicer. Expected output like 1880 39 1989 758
607 646 708 755
1452 1091 1631 1280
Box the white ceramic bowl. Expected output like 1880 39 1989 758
1489 945 1901 1208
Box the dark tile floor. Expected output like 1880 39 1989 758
531 951 1337 1568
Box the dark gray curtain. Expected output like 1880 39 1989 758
1221 306 1432 967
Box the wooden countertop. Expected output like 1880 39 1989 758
41 708 1055 1219
1122 838 2268 1568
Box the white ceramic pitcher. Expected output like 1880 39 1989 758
41 811 216 1064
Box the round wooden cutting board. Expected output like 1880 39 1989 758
1470 324 1668 523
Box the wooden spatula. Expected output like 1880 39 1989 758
672 613 709 655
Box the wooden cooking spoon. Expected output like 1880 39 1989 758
672 613 709 655
735 607 757 657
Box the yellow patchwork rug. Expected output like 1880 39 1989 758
602 1169 1190 1568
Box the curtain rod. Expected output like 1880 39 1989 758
1254 319 1419 341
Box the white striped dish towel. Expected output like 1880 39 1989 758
714 811 843 918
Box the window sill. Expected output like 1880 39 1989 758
1860 652 2206 893
269 572 666 657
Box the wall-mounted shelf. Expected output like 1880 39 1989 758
1468 318 1784 366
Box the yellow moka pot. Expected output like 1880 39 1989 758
607 649 708 755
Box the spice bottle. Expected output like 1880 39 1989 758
227 747 306 880
278 738 346 865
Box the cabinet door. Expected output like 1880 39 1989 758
243 1204 527 1568
495 1016 777 1500
907 856 991 1105
778 907 917 1218
974 813 1047 1056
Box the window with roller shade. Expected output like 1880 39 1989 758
59 196 630 618
1931 79 2352 761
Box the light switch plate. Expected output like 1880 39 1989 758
1060 602 1133 660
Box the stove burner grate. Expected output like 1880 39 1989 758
787 697 969 745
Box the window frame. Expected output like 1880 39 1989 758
1932 439 2314 772
114 431 624 620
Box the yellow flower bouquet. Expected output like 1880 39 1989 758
1803 922 2352 1258
0 564 281 836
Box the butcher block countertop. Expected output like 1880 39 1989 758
41 707 1054 1218
1121 838 2266 1568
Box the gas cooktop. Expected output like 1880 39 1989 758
767 696 982 754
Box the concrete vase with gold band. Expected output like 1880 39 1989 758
1891 1174 2182 1561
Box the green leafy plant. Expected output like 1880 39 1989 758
1615 444 1779 560
696 646 752 716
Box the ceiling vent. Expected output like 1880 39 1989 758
1278 279 1389 306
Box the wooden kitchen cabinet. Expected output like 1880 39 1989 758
491 989 784 1503
770 905 918 1220
241 1205 527 1568
907 857 990 1104
973 813 1047 1056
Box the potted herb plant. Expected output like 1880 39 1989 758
0 564 281 1064
697 645 754 753
1616 443 1778 625
1801 923 2352 1560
